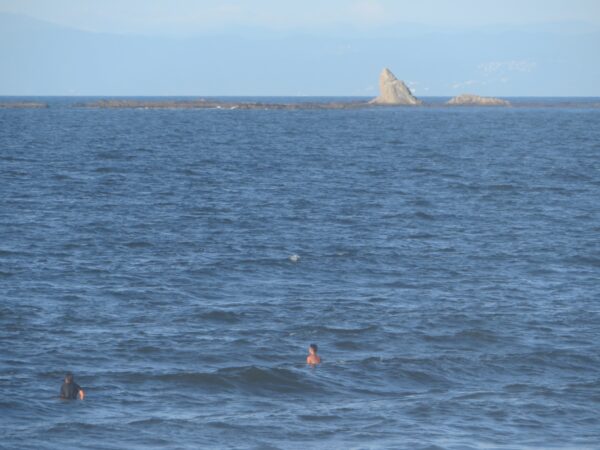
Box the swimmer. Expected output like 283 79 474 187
306 343 321 365
60 372 85 400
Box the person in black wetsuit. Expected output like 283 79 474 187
60 372 85 400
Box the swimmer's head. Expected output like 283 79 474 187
309 344 318 354
65 373 74 384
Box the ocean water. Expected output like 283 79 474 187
1 98 599 450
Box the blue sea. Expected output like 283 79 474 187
1 98 599 449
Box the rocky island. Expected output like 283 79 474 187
369 68 422 105
447 94 511 106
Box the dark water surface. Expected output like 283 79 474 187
1 98 599 449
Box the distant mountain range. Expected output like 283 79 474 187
1 13 599 96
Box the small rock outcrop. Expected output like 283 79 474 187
0 102 48 108
370 68 422 105
447 94 510 106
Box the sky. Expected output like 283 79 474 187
1 0 599 95
2 0 600 34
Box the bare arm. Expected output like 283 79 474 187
79 389 85 400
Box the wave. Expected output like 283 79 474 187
47 422 103 433
216 366 327 394
93 166 118 173
298 414 341 422
486 183 518 191
112 365 333 395
0 249 28 257
333 340 365 350
423 329 499 344
127 417 191 427
567 255 600 267
302 325 379 337
94 150 135 161
124 241 153 249
196 309 242 323
399 369 452 386
414 211 435 220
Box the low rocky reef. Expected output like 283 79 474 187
75 99 368 110
447 94 511 106
76 68 512 109
0 101 48 108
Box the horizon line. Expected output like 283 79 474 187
2 94 600 99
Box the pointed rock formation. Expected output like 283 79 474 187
370 68 422 105
447 94 510 106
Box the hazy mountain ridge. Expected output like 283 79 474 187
1 13 599 96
